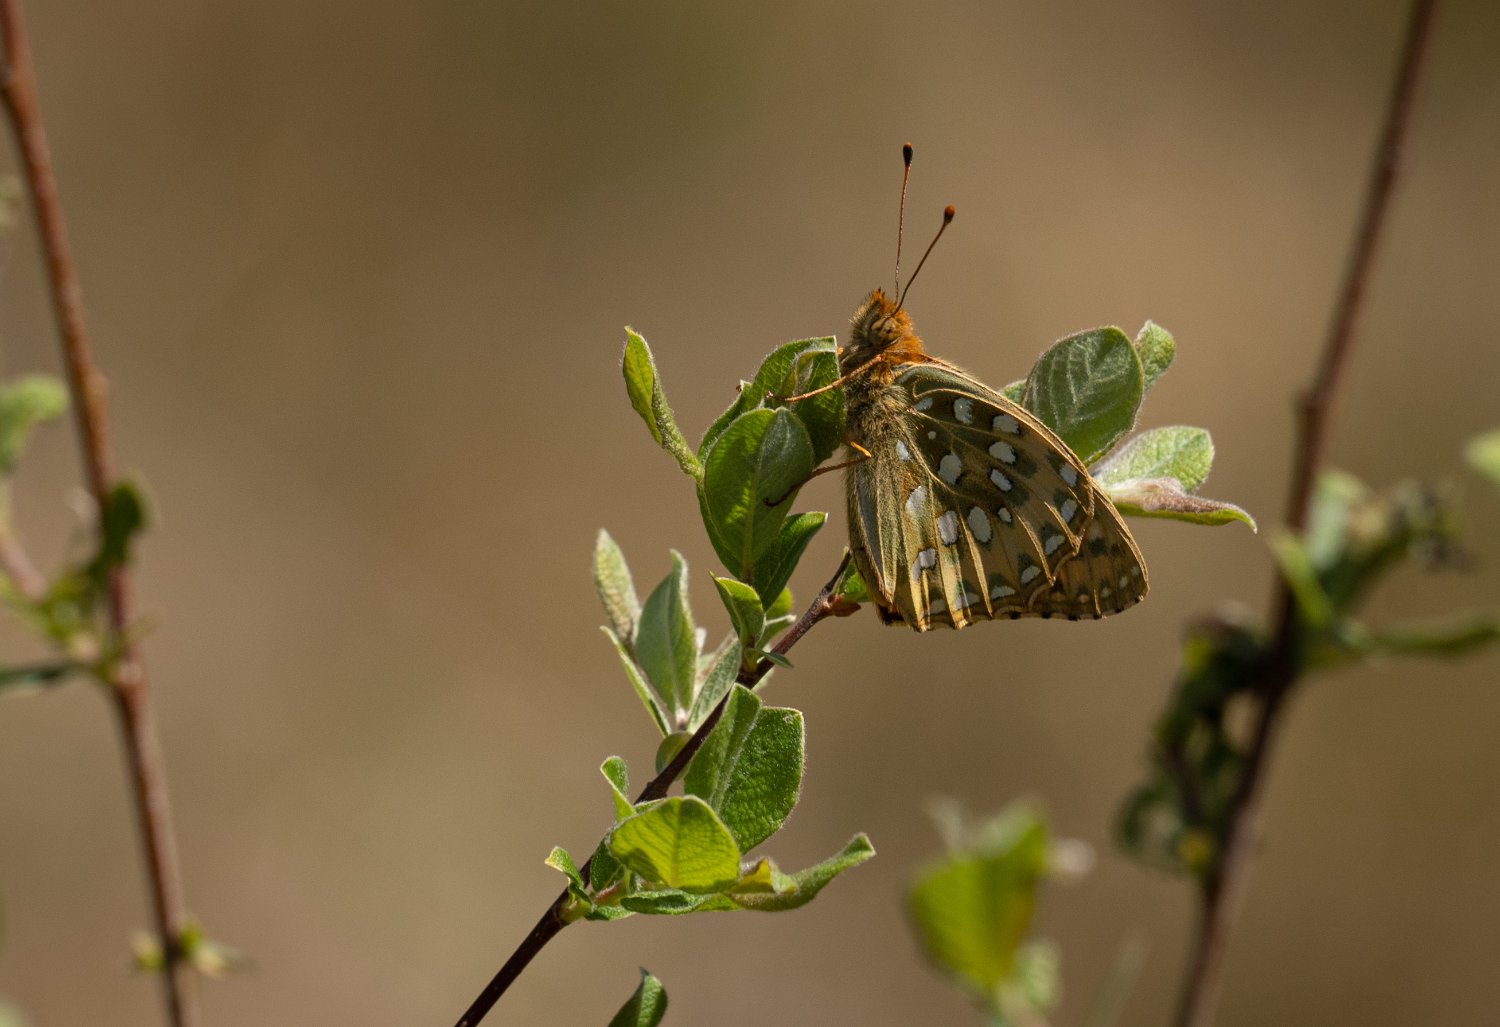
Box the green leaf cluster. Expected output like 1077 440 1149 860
596 533 741 746
1015 322 1250 529
547 686 872 921
2 481 149 684
908 804 1071 1026
619 329 847 667
1119 467 1499 881
0 359 149 692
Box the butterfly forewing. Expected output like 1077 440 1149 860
846 359 1147 630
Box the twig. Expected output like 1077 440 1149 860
0 3 197 1025
451 554 854 1027
1172 3 1438 1025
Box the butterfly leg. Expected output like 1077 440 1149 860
773 353 886 405
762 442 873 507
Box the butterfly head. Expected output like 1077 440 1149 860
843 288 925 374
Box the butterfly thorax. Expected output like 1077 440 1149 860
841 289 931 377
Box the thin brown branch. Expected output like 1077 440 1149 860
0 3 197 1025
451 553 853 1027
1172 2 1439 1025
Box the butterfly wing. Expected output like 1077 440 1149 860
846 360 1147 630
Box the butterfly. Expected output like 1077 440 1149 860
821 164 1147 631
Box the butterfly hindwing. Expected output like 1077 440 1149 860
846 360 1147 630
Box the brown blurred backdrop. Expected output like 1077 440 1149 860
0 1 1497 1024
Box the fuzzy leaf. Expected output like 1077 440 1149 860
602 628 670 737
685 685 804 852
687 637 741 731
725 833 875 911
1021 327 1144 465
749 511 825 607
1107 477 1256 529
601 756 633 819
1093 426 1214 493
594 531 642 645
699 409 814 577
607 796 742 893
1134 321 1176 393
545 846 594 921
622 329 701 480
712 575 764 644
608 970 669 1027
634 552 696 721
700 337 842 465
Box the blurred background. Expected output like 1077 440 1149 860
0 0 1497 1024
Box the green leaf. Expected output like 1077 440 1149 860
698 409 814 577
758 338 844 466
764 586 793 623
634 552 697 722
1092 426 1214 493
700 338 842 465
1134 321 1176 393
601 756 633 820
0 661 77 694
607 796 742 893
1021 327 1144 465
712 575 764 644
622 329 701 481
602 628 670 736
546 845 585 889
749 511 825 607
835 560 872 606
999 379 1025 404
759 587 797 645
0 374 67 476
746 648 793 670
1349 613 1500 660
687 637 741 731
1106 477 1256 530
608 969 669 1027
589 835 626 895
908 809 1051 998
654 731 692 774
1301 470 1366 570
726 833 875 911
594 531 642 645
1467 428 1500 489
616 836 875 915
685 685 804 852
1269 534 1336 630
86 481 148 583
545 846 594 921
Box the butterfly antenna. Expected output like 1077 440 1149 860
893 142 914 297
897 204 955 309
